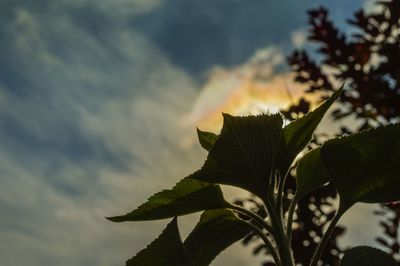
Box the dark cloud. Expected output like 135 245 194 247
0 2 203 266
131 0 364 78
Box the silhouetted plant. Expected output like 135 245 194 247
107 2 400 265
108 87 400 266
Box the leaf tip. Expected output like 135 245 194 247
106 216 124 222
222 112 232 120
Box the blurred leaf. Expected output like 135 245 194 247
196 113 283 199
196 128 218 151
280 97 310 120
278 87 342 176
126 218 193 266
340 246 397 266
107 171 230 222
321 124 400 211
184 209 251 266
296 148 329 199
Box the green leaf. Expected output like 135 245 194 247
126 218 193 266
107 171 230 222
197 128 218 151
296 148 329 199
321 124 400 211
340 246 398 266
196 113 284 199
184 209 251 266
193 89 341 200
278 87 342 175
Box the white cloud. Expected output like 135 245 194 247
363 0 383 13
291 28 307 48
0 4 199 266
0 3 266 266
59 0 164 16
183 46 307 132
339 204 381 248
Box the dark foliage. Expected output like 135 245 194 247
243 1 400 265
287 0 400 263
288 1 400 127
241 137 345 266
375 202 400 261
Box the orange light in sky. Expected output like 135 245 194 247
183 65 306 132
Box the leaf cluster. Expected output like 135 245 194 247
285 1 400 263
108 87 400 266
288 1 400 127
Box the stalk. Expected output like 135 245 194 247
286 194 298 242
229 203 275 234
264 199 295 266
276 171 286 215
242 220 281 266
310 210 344 266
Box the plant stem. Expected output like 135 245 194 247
265 168 295 266
230 203 285 265
286 194 298 243
264 199 295 266
229 204 275 233
310 210 344 266
276 171 286 215
268 170 277 205
242 220 281 266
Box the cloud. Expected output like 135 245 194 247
63 0 164 16
0 3 203 266
182 46 308 133
291 28 307 48
131 0 315 77
0 1 269 266
130 0 368 78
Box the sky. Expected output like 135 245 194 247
0 0 378 265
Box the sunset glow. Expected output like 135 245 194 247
184 57 306 132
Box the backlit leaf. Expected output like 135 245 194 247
126 218 193 266
195 89 341 200
196 113 283 199
321 124 400 211
340 246 397 266
184 209 251 266
197 128 218 151
278 87 342 175
296 148 329 199
107 171 230 222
